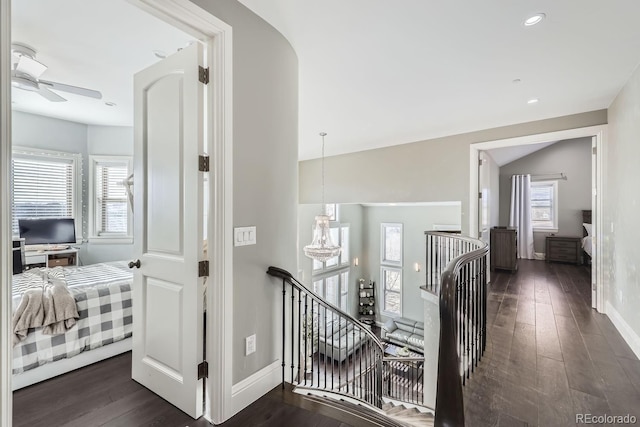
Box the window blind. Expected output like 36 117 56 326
12 155 75 235
95 162 129 235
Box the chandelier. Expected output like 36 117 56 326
303 132 341 262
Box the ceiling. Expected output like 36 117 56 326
11 1 640 160
11 0 193 127
486 140 558 167
237 0 640 159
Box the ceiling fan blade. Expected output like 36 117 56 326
40 80 102 99
16 56 48 79
38 86 67 102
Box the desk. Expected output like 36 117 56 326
24 248 79 269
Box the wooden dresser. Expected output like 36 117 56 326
490 227 517 272
545 236 582 265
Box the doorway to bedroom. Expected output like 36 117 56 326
469 125 605 312
7 0 211 424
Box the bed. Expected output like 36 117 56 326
11 261 133 390
582 210 592 265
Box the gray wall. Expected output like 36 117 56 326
190 0 299 384
498 138 591 253
605 62 640 350
362 204 461 323
299 110 607 234
12 111 134 265
487 153 500 228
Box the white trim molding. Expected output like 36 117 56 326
230 360 281 417
605 302 640 360
1 0 13 423
126 0 235 423
469 125 607 314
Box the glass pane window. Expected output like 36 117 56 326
340 226 349 265
530 181 557 229
90 156 132 239
340 271 349 311
381 223 403 265
382 267 402 316
11 149 80 236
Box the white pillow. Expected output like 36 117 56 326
583 223 592 236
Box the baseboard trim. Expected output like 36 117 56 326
534 252 545 261
605 301 640 359
230 359 281 416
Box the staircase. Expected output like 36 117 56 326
382 401 435 426
267 231 489 427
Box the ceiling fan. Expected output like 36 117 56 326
11 43 102 102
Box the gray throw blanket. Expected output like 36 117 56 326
12 278 79 346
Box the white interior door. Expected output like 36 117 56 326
132 42 205 418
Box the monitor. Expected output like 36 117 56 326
18 218 77 246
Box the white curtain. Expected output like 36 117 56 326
509 174 535 259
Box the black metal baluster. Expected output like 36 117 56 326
304 294 308 386
331 311 335 391
291 285 295 385
281 278 286 389
297 288 301 383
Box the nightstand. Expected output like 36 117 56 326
545 236 582 265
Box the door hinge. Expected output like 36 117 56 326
199 66 210 84
199 155 210 172
198 361 208 379
198 260 209 277
478 158 483 166
592 146 597 155
478 192 482 199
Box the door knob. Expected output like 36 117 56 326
128 259 141 269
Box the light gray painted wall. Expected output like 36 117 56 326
299 110 607 234
84 125 134 264
191 0 299 384
87 125 133 156
298 203 364 317
362 204 461 323
498 138 591 253
12 111 90 252
12 111 135 265
605 63 640 348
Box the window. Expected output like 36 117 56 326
89 156 132 241
381 223 402 265
381 223 403 316
313 270 349 312
11 147 82 238
381 267 402 316
312 223 350 272
530 181 558 231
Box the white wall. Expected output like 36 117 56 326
487 153 500 229
190 0 299 385
604 63 640 356
498 137 591 253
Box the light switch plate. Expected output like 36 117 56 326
245 334 256 355
234 226 257 246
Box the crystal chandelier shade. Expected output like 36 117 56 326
303 133 342 262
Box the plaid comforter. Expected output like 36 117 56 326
12 262 133 374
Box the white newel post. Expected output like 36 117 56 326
421 288 440 409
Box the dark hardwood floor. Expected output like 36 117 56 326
13 260 640 426
464 260 640 427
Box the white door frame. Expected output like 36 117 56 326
128 1 234 423
468 125 606 313
0 0 234 425
1 0 13 425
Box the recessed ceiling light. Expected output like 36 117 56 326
524 13 546 27
105 101 117 107
153 50 167 59
527 98 539 104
